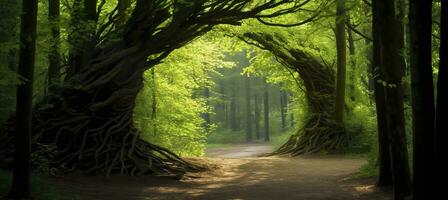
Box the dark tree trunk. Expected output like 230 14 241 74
151 68 157 136
245 75 252 142
372 0 393 187
409 0 435 198
379 0 412 198
334 0 347 125
279 87 287 130
9 0 38 198
435 0 448 197
263 79 270 142
220 83 229 129
254 91 261 140
48 0 61 92
244 32 345 155
346 16 357 102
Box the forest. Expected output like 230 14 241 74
0 0 446 200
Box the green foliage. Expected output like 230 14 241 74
345 103 377 153
207 129 247 144
134 37 233 157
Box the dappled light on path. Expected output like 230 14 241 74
47 145 391 200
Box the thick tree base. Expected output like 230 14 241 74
0 116 205 177
271 115 347 156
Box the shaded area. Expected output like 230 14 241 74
47 145 391 200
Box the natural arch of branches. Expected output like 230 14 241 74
0 0 307 176
242 32 346 156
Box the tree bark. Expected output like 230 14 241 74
263 79 270 142
409 0 435 198
346 16 357 102
9 0 38 198
435 0 448 197
245 75 253 142
150 68 157 136
254 90 261 140
279 87 288 130
372 0 393 187
334 0 347 125
48 0 61 92
379 0 412 198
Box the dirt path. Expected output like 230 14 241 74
49 144 391 200
205 144 273 158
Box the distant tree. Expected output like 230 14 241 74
254 89 261 139
263 79 270 142
279 86 288 130
9 0 38 198
244 75 253 142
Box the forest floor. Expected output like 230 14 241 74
47 144 392 200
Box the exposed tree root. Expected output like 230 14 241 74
271 114 346 156
0 86 205 176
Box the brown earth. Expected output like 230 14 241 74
48 144 392 200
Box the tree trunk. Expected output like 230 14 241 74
245 75 253 142
279 87 287 130
435 0 448 197
380 0 412 198
372 0 393 187
151 68 157 136
9 0 38 198
409 0 435 198
334 0 347 125
47 0 61 92
243 32 346 155
346 16 357 102
263 79 270 142
254 90 261 140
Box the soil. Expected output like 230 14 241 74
48 144 392 200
